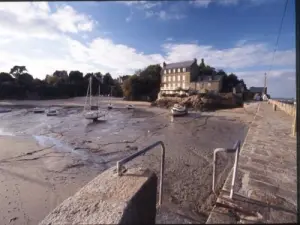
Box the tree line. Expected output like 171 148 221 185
0 60 247 101
0 66 122 100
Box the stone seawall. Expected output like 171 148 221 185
39 167 157 225
206 102 297 224
268 99 296 117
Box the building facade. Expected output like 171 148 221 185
160 59 199 94
190 75 223 93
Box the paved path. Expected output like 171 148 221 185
206 102 297 224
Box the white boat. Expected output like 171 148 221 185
171 104 188 116
47 109 58 116
127 104 134 110
107 103 113 110
0 108 12 113
84 75 106 121
33 107 45 113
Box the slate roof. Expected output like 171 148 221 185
249 87 265 93
164 60 195 69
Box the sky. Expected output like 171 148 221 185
0 0 296 98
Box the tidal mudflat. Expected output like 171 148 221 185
0 99 258 224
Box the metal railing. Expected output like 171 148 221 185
116 141 166 206
212 140 241 199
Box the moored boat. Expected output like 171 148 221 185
171 104 188 116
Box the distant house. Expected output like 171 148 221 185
249 87 266 95
190 75 223 93
160 59 199 95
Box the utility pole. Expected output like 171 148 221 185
295 0 299 135
264 72 267 95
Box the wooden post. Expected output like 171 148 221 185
273 104 277 111
292 112 296 137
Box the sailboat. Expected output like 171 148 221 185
107 86 113 110
84 75 106 121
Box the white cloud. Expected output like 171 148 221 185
189 0 266 8
189 0 212 8
122 1 185 21
0 2 295 98
0 2 95 40
162 43 295 70
122 1 162 9
235 69 296 98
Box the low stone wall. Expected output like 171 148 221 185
39 167 158 225
268 99 296 117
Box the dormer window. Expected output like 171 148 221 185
182 68 186 72
173 69 176 73
177 68 181 73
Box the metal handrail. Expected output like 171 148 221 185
116 141 165 206
212 140 241 199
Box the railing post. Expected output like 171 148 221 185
212 141 241 199
116 141 165 206
159 143 165 205
230 141 240 199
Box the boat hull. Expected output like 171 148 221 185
84 111 105 120
171 105 188 116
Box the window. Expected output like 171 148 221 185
177 68 181 73
163 76 166 82
183 68 186 72
172 76 175 81
177 75 180 81
183 83 186 89
183 76 185 81
173 69 176 73
168 69 171 74
168 76 171 82
207 82 211 87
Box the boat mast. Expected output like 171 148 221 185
89 75 92 108
98 81 101 109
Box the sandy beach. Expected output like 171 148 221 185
0 98 258 224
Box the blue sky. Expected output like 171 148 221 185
0 0 296 98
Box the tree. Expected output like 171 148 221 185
10 66 27 78
0 72 14 83
69 71 83 83
53 70 68 84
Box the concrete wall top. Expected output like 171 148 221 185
39 167 157 225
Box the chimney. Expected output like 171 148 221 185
163 62 166 68
194 58 197 63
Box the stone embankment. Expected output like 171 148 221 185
153 93 243 111
39 167 158 225
206 102 297 224
268 99 296 117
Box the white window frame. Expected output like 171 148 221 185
168 69 171 74
183 75 185 81
164 70 167 74
163 76 166 82
177 75 180 81
173 69 176 73
182 68 186 72
172 76 175 82
177 68 181 73
168 76 171 82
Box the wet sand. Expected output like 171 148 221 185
0 98 258 224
